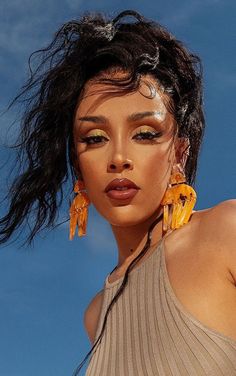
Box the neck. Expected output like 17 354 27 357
110 209 163 269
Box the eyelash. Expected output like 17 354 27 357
80 131 162 145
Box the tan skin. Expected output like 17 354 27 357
73 73 236 345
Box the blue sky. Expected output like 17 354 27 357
0 0 235 375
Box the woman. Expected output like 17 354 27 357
1 9 235 376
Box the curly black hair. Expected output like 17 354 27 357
0 9 205 373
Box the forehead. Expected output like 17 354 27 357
75 74 171 119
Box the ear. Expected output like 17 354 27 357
174 137 190 168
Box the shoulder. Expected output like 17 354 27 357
197 199 236 281
84 289 104 344
206 198 236 219
199 199 236 247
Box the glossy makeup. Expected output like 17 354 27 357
73 74 179 230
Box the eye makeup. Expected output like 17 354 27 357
78 126 163 146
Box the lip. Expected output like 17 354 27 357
105 178 140 192
105 178 140 200
106 188 139 200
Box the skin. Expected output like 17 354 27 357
73 73 236 344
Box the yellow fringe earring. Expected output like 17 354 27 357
69 180 90 240
161 164 197 232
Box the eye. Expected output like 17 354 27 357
78 129 162 146
133 130 162 141
79 135 109 145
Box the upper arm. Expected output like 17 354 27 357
84 289 104 344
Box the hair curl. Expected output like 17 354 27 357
1 10 205 372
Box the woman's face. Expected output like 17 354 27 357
73 74 179 227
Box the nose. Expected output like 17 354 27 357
107 156 134 173
107 132 134 173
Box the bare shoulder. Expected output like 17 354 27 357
166 199 236 280
197 199 236 281
199 199 236 247
84 289 104 344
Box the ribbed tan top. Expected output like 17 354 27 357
85 239 236 375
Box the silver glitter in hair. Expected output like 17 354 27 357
94 23 115 41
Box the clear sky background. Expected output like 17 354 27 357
0 0 235 375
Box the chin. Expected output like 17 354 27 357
99 204 160 227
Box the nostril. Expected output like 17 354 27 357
124 163 130 168
108 159 133 171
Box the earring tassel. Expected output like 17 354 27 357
171 201 182 229
69 189 90 240
179 197 196 226
163 204 169 232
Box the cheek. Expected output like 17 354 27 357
77 152 105 192
144 151 169 176
137 144 173 185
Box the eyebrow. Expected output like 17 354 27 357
77 111 161 124
128 111 161 121
77 115 105 124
